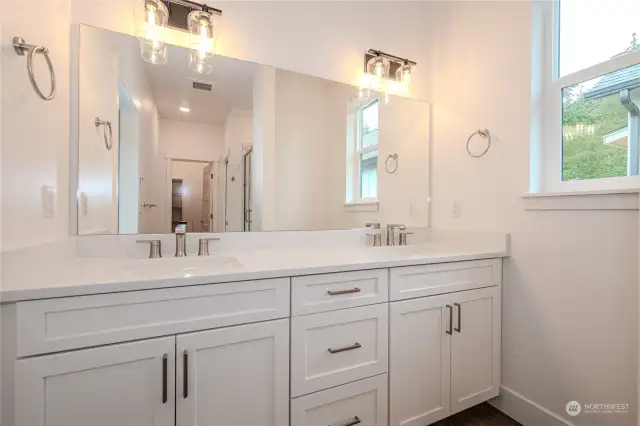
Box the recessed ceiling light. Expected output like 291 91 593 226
180 106 190 113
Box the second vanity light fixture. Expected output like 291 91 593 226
362 49 416 99
134 0 222 74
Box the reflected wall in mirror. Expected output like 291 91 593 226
76 25 430 235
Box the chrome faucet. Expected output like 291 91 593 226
175 221 187 257
386 224 406 246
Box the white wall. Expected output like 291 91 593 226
427 2 638 425
251 67 276 231
273 69 331 231
1 0 70 250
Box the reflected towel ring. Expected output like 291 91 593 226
466 128 492 158
95 117 113 151
13 37 56 101
385 153 399 174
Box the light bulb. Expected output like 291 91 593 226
402 66 411 84
373 58 384 78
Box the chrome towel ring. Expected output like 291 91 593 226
385 153 399 174
466 128 492 158
95 117 113 151
13 36 56 101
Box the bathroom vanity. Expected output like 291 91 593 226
0 12 505 426
0 233 506 426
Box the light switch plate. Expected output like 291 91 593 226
41 185 55 218
80 192 89 217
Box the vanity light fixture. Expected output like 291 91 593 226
134 0 222 70
364 49 416 93
187 7 218 74
134 0 170 65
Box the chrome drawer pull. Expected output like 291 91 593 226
327 287 361 296
328 342 362 354
330 416 361 426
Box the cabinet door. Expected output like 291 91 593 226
16 337 175 426
390 294 451 426
450 286 501 414
176 319 289 426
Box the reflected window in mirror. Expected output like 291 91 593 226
347 98 380 203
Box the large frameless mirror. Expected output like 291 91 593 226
76 25 431 235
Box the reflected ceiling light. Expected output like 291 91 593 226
180 105 190 112
134 0 169 65
188 8 217 75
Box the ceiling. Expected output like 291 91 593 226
142 44 261 125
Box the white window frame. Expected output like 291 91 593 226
535 0 640 193
346 97 380 204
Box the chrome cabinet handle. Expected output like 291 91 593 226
330 416 361 426
183 350 189 399
328 342 361 354
13 36 56 101
161 354 168 404
454 302 462 332
327 287 361 296
446 305 453 335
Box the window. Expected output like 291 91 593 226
346 98 379 202
537 0 640 192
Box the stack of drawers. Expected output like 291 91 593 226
290 269 390 426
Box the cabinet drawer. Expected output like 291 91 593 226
292 269 388 315
16 278 290 357
291 374 388 426
390 259 501 301
291 304 388 397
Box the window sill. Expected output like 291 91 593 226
522 189 639 210
344 200 380 212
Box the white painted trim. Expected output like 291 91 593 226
489 386 575 426
523 192 639 210
343 201 380 212
536 0 640 194
523 188 640 197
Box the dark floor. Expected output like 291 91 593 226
432 403 522 426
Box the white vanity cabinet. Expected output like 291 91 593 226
389 276 501 426
2 257 504 426
176 320 290 426
16 337 176 426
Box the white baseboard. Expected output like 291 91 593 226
489 386 575 426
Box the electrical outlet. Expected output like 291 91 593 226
452 200 461 219
80 192 89 217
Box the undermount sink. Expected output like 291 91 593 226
122 255 243 275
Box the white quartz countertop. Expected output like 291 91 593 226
1 240 508 303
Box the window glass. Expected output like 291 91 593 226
561 68 639 181
360 100 379 149
360 151 378 198
559 0 640 77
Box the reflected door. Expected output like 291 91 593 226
201 162 215 232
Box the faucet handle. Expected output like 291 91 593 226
398 231 414 246
137 240 162 258
198 237 221 256
366 232 383 247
